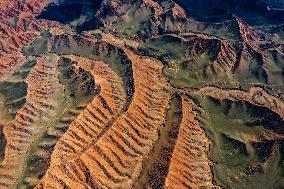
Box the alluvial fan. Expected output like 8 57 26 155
1 0 284 189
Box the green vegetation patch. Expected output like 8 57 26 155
161 17 241 41
140 35 237 88
0 82 27 122
142 34 284 94
10 59 37 81
235 48 284 95
23 30 52 56
109 2 153 37
0 124 7 162
192 95 284 189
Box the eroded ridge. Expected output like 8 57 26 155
165 96 213 189
48 56 128 165
17 55 98 189
2 0 284 188
0 53 99 188
133 93 183 189
0 55 64 188
36 50 172 189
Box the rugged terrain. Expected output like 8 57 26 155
1 0 284 188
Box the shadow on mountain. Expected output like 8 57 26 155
175 0 284 25
38 0 104 31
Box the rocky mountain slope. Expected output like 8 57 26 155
1 0 284 188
